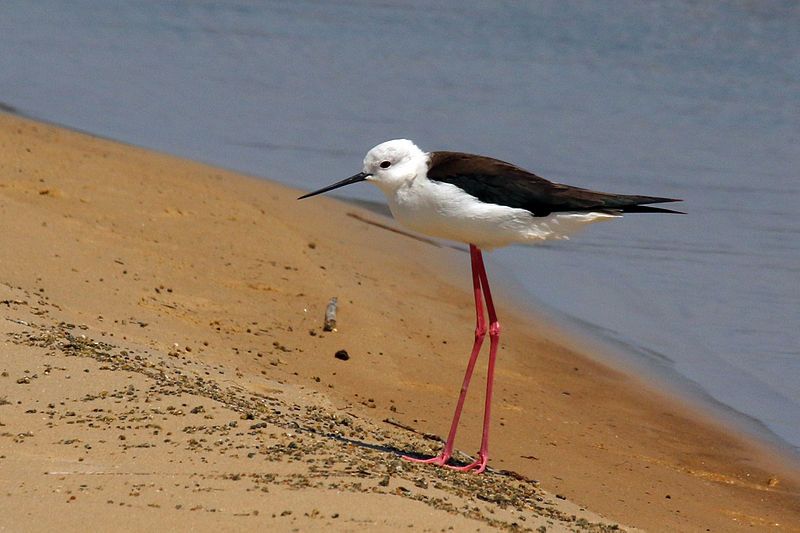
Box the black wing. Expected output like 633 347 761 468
427 151 683 216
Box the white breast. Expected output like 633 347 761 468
384 177 618 250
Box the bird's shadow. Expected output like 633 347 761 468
293 418 532 479
322 432 480 469
326 432 409 456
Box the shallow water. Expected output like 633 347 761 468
2 1 798 452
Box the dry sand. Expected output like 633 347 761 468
1 111 798 532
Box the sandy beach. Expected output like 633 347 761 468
1 111 799 531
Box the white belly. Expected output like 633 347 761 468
385 179 618 250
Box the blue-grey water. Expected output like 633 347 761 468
2 1 799 454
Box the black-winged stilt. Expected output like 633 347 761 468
299 139 682 473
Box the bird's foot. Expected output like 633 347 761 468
402 450 488 473
444 452 488 474
401 451 451 467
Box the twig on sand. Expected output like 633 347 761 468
346 212 468 252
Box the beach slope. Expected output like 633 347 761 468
0 112 798 531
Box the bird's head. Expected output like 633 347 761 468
298 139 427 199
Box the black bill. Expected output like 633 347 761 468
298 172 371 200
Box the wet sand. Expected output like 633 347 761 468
1 111 798 531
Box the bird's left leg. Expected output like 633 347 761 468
448 247 499 473
402 244 486 467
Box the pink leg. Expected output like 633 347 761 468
448 248 500 473
402 244 487 467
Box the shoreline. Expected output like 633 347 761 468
18 104 800 464
493 269 800 469
2 111 799 531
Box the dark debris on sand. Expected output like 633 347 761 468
1 285 623 532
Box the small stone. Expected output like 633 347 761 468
334 350 350 361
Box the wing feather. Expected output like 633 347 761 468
427 152 683 216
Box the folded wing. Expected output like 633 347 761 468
427 152 683 216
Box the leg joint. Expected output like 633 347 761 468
489 321 501 337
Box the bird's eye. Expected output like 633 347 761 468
379 161 391 169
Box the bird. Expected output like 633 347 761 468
298 139 682 473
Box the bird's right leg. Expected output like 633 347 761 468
402 244 486 466
447 247 498 473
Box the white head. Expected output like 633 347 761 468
361 139 427 193
298 139 427 200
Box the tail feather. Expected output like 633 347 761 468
604 194 684 214
619 204 685 214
